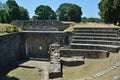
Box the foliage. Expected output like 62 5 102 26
19 6 29 20
98 0 120 25
8 6 22 20
6 0 29 20
82 17 103 23
0 2 3 10
6 0 19 8
0 0 29 23
34 5 56 20
0 2 11 23
56 3 82 22
0 9 11 23
6 0 21 20
6 25 19 33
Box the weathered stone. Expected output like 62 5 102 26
61 56 84 66
113 76 120 80
60 49 110 59
11 20 70 31
0 33 21 71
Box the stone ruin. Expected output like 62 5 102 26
0 20 120 79
49 43 62 78
11 20 70 31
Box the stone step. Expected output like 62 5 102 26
73 36 120 41
72 39 120 46
49 62 62 79
60 48 109 59
74 27 119 31
70 43 120 53
73 30 118 34
61 56 85 66
73 33 118 37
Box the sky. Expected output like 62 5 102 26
0 0 101 18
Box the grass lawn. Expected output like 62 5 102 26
62 52 120 80
5 67 40 80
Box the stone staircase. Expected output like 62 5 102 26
60 27 120 59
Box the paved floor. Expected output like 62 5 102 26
19 60 50 80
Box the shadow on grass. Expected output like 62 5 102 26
7 76 19 80
0 59 29 80
0 76 20 80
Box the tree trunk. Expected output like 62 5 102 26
114 20 117 25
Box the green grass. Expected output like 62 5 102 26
0 23 20 34
7 67 40 80
62 53 120 80
64 22 120 32
93 67 120 80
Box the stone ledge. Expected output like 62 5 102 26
61 56 84 66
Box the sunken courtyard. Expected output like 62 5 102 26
0 20 120 80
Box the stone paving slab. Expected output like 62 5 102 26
19 60 50 80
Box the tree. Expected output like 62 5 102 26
98 0 120 25
0 2 3 10
0 2 11 23
112 0 120 25
0 0 29 23
0 11 5 23
0 10 11 23
34 5 56 20
6 0 19 8
8 6 21 20
6 0 22 20
56 3 82 22
6 0 30 21
19 6 29 20
81 17 103 23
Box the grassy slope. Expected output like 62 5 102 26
0 23 12 31
7 67 40 80
0 23 20 35
64 22 120 32
63 53 120 80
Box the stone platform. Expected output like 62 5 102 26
61 56 84 66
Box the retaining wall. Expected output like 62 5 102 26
0 33 21 70
11 20 70 31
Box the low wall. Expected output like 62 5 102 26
0 33 21 70
60 49 110 59
11 20 70 31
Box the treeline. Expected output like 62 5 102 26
1 0 119 25
0 0 83 23
82 17 103 23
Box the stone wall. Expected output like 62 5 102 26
0 31 70 70
0 33 21 70
11 20 70 31
20 31 68 58
60 49 110 59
